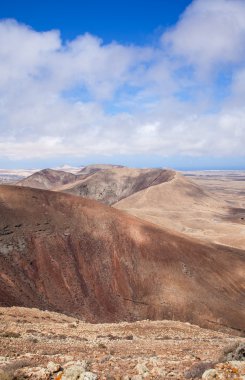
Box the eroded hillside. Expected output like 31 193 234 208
0 185 244 333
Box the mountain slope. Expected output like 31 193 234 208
17 168 77 190
0 185 244 333
0 307 243 379
60 167 175 205
114 172 245 249
78 164 125 175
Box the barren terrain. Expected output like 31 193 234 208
0 185 244 333
0 169 244 379
17 169 79 190
16 166 245 249
114 171 245 249
59 168 175 205
184 171 245 209
0 307 244 379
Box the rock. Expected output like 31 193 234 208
62 364 87 380
135 363 149 375
62 356 74 362
63 360 89 371
47 361 61 373
202 369 217 379
202 361 245 379
152 367 167 377
69 322 78 328
27 367 50 380
131 376 143 380
227 360 245 375
80 372 98 380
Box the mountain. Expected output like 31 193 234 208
16 166 175 206
17 168 78 190
114 171 245 249
78 164 125 175
0 184 244 333
15 166 245 248
60 167 175 205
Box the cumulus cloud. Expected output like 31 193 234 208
163 0 245 72
0 0 245 163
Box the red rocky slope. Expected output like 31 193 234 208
0 185 244 333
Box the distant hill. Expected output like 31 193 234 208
114 172 245 249
60 167 175 205
78 164 125 175
16 165 176 205
17 168 78 190
15 165 245 248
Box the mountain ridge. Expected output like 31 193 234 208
0 184 244 333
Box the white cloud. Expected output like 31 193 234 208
0 20 60 88
163 0 245 73
0 2 245 164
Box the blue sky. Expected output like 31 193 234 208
0 1 192 44
0 0 245 169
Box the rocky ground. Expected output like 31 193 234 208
0 307 244 379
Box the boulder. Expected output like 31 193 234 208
47 362 61 373
62 364 86 380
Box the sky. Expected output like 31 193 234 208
0 0 245 170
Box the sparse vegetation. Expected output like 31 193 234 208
219 342 245 362
184 361 217 379
0 331 21 338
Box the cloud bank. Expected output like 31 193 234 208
0 0 245 163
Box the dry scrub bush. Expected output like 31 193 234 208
184 361 217 379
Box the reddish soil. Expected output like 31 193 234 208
0 307 244 379
0 185 244 334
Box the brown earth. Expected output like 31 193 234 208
16 166 245 249
0 306 244 380
114 172 245 249
58 167 175 205
17 166 175 206
184 171 245 209
0 185 244 334
78 164 125 175
16 165 126 193
17 169 78 190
